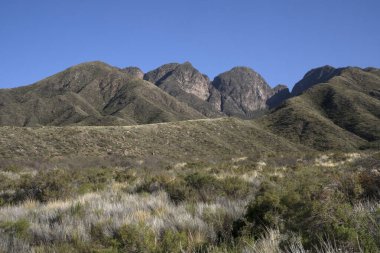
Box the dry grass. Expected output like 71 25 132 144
0 117 303 169
314 153 363 167
0 152 378 252
0 188 247 252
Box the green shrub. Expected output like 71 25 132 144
219 176 252 199
245 181 284 230
14 169 73 202
185 172 218 190
32 243 78 253
114 223 157 253
114 169 137 183
359 170 380 200
69 202 86 217
9 168 114 204
160 230 188 253
202 207 237 243
0 219 30 240
184 172 252 202
338 173 363 202
245 166 380 252
164 179 192 204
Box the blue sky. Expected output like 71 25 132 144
1 0 379 89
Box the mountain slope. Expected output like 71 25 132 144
261 67 380 150
0 61 204 126
1 61 379 153
291 65 342 96
0 118 305 168
0 61 295 123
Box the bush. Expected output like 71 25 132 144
135 172 252 204
217 176 252 199
14 169 73 202
0 219 30 240
359 170 380 200
164 179 192 204
7 168 114 204
244 167 380 252
184 172 252 202
160 230 188 253
114 224 157 253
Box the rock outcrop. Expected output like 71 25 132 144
211 67 273 117
145 62 210 100
145 62 222 117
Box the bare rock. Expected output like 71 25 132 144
211 67 273 117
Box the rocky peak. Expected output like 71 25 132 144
211 67 272 117
291 65 342 96
121 67 144 79
167 62 210 100
145 62 210 101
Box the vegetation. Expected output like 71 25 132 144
0 117 302 169
0 61 204 127
1 62 379 153
261 67 380 151
0 65 379 252
145 62 223 118
0 152 379 252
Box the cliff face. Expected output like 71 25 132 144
211 67 273 117
146 63 294 117
145 62 210 101
144 62 222 117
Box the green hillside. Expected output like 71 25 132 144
0 62 204 126
0 118 304 169
261 67 380 150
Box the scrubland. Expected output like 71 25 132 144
0 152 379 253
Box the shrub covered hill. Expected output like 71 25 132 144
0 62 204 126
0 62 379 166
260 66 380 150
0 62 380 253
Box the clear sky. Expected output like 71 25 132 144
1 0 379 89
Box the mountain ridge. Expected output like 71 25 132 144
1 61 379 152
261 66 380 150
0 61 205 126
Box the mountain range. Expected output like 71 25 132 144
0 61 379 157
0 61 290 127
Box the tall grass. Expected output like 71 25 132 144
0 152 378 252
0 189 246 252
